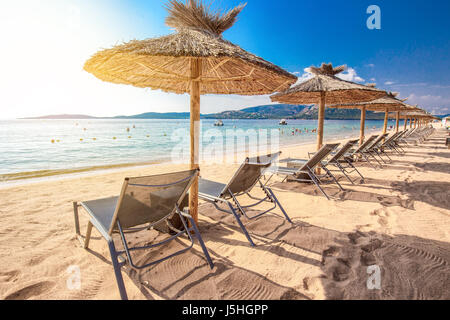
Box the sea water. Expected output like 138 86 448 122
0 119 395 177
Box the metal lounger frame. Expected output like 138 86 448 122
73 169 214 300
322 140 365 185
272 144 344 200
199 153 292 247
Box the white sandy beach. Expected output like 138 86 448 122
0 126 449 300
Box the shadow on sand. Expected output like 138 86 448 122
96 203 450 300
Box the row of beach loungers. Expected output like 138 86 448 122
73 125 435 299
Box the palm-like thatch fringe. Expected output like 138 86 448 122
270 63 386 105
84 1 296 95
165 0 246 35
309 63 346 76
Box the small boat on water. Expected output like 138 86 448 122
214 120 224 127
279 119 288 126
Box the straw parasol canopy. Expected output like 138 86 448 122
270 63 386 153
84 0 296 223
389 108 438 127
329 91 414 141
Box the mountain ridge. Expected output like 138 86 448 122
23 104 439 120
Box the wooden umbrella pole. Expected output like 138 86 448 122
410 117 413 129
404 117 407 131
395 111 400 133
189 58 201 224
317 92 326 150
414 118 417 128
360 106 366 146
383 109 389 135
316 92 326 174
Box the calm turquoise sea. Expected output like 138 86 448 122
0 119 395 175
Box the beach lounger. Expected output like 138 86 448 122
374 132 403 160
360 133 390 167
320 139 365 185
73 169 214 300
388 130 408 154
345 135 379 169
198 152 292 247
268 143 344 201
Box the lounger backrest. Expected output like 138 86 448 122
298 143 340 171
109 169 199 234
328 140 358 163
223 159 273 197
394 130 407 141
367 133 389 150
382 132 400 146
353 135 378 154
247 151 281 166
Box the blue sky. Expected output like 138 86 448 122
0 0 449 118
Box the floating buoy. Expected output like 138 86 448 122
127 128 130 132
56 140 60 143
93 138 97 141
133 125 136 129
128 136 132 139
113 137 117 140
83 128 87 131
51 139 55 144
80 139 83 142
146 135 150 138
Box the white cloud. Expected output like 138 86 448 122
406 94 450 113
336 68 364 83
291 68 314 87
366 64 375 68
385 81 395 85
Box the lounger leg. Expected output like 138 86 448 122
226 201 255 247
73 202 84 247
323 167 345 192
361 153 377 170
347 159 365 183
369 151 384 166
73 202 92 249
184 214 214 269
263 173 275 186
306 171 330 200
335 162 354 185
107 240 128 300
265 187 292 224
84 221 93 249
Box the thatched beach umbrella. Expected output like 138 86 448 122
330 92 414 143
83 0 296 223
394 109 436 128
270 64 386 152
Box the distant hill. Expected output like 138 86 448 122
204 104 304 119
115 112 194 120
291 105 386 120
23 114 98 120
206 104 386 120
22 104 421 121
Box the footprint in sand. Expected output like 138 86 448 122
370 208 394 233
4 281 56 300
0 270 20 282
